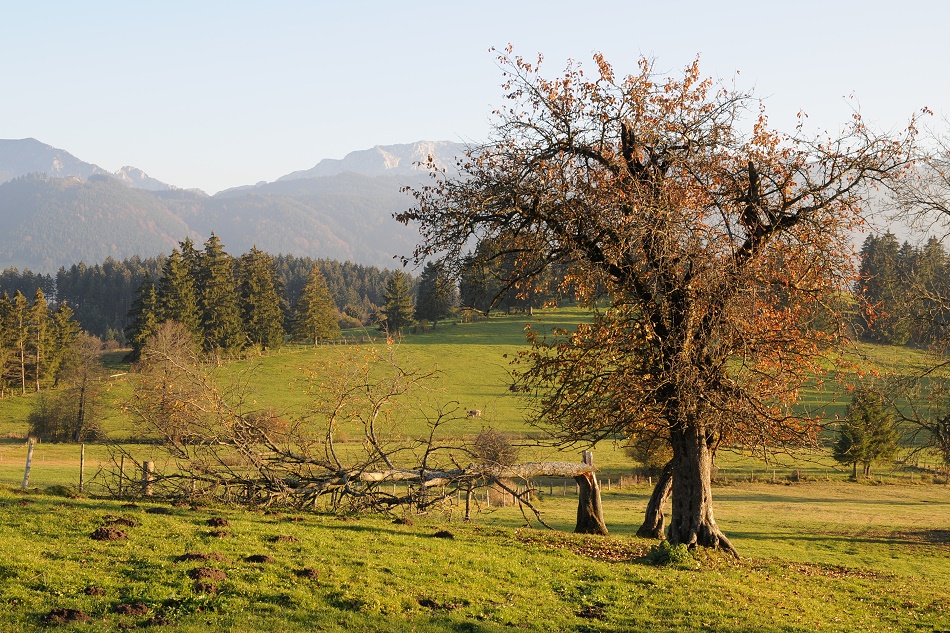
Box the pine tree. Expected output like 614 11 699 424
292 265 340 345
380 271 415 334
125 275 160 363
28 289 53 392
50 302 81 385
196 234 244 353
833 386 900 478
414 262 455 329
11 291 29 395
856 233 910 345
0 294 15 398
157 247 201 336
239 247 285 349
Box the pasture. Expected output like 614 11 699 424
0 308 948 631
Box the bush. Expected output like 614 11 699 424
27 392 101 443
471 428 519 466
645 541 696 568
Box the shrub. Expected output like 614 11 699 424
471 428 519 466
645 541 696 568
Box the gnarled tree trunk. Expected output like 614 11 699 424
637 459 673 539
668 422 737 557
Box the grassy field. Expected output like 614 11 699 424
0 481 947 632
0 309 949 631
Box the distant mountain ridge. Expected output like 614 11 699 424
0 138 175 191
0 138 469 273
278 140 465 181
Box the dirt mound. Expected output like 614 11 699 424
576 603 607 620
293 568 319 580
83 585 105 596
174 552 229 563
187 567 226 582
114 602 149 616
121 503 140 510
206 517 230 527
270 535 299 543
145 506 173 515
244 554 274 564
91 526 128 541
207 530 230 538
432 530 454 539
43 608 90 625
103 515 139 528
193 581 218 594
417 597 466 611
392 517 413 526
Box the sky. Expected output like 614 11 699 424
1 1 947 195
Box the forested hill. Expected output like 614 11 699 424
0 139 466 273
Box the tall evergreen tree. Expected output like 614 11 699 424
196 234 244 353
833 386 900 478
239 247 285 349
50 302 81 385
855 233 910 345
0 294 15 398
414 262 455 329
292 265 340 345
380 270 415 334
157 247 201 336
11 291 29 395
125 275 160 362
28 289 53 392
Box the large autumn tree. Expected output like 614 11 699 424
398 50 918 554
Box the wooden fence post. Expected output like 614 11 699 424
142 461 155 496
22 438 35 490
79 443 85 492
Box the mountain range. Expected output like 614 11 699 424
0 138 467 273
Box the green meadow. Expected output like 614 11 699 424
0 308 948 631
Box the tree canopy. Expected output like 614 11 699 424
399 49 918 553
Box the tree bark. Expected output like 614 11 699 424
574 451 608 535
668 422 738 557
637 459 673 539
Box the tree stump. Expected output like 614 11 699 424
574 451 608 535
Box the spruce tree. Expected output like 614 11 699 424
12 291 29 395
196 234 244 353
380 270 415 334
28 289 53 392
414 262 455 329
292 265 340 345
0 294 14 398
833 386 900 478
125 275 160 363
50 302 81 384
157 247 201 336
239 247 285 349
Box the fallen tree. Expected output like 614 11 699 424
107 321 608 533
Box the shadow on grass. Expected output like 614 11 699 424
727 528 950 547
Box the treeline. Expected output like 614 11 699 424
123 235 410 359
855 233 950 348
0 248 409 342
0 288 81 398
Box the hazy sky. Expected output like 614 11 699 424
2 1 946 194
